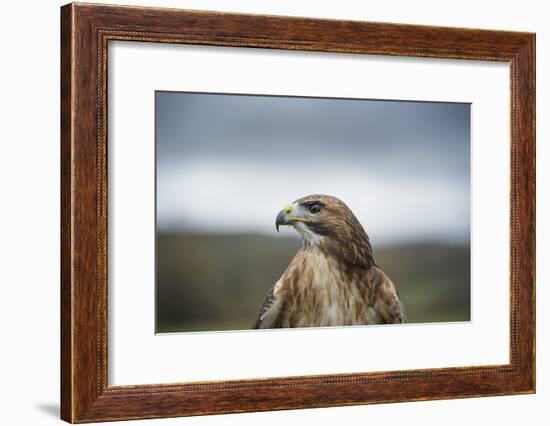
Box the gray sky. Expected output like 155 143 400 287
156 91 470 245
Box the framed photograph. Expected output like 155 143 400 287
60 2 535 423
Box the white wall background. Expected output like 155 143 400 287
0 0 546 425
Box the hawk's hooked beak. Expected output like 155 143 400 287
275 204 294 232
275 203 312 232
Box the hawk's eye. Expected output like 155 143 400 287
308 204 321 214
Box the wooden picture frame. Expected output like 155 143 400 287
60 2 535 423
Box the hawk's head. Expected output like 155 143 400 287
276 194 374 268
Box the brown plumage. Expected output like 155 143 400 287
253 194 405 329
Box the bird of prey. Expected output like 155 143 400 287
253 194 405 329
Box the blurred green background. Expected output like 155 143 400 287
156 233 470 333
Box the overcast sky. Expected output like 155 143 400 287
156 91 470 245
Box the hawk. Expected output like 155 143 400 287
253 194 405 329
